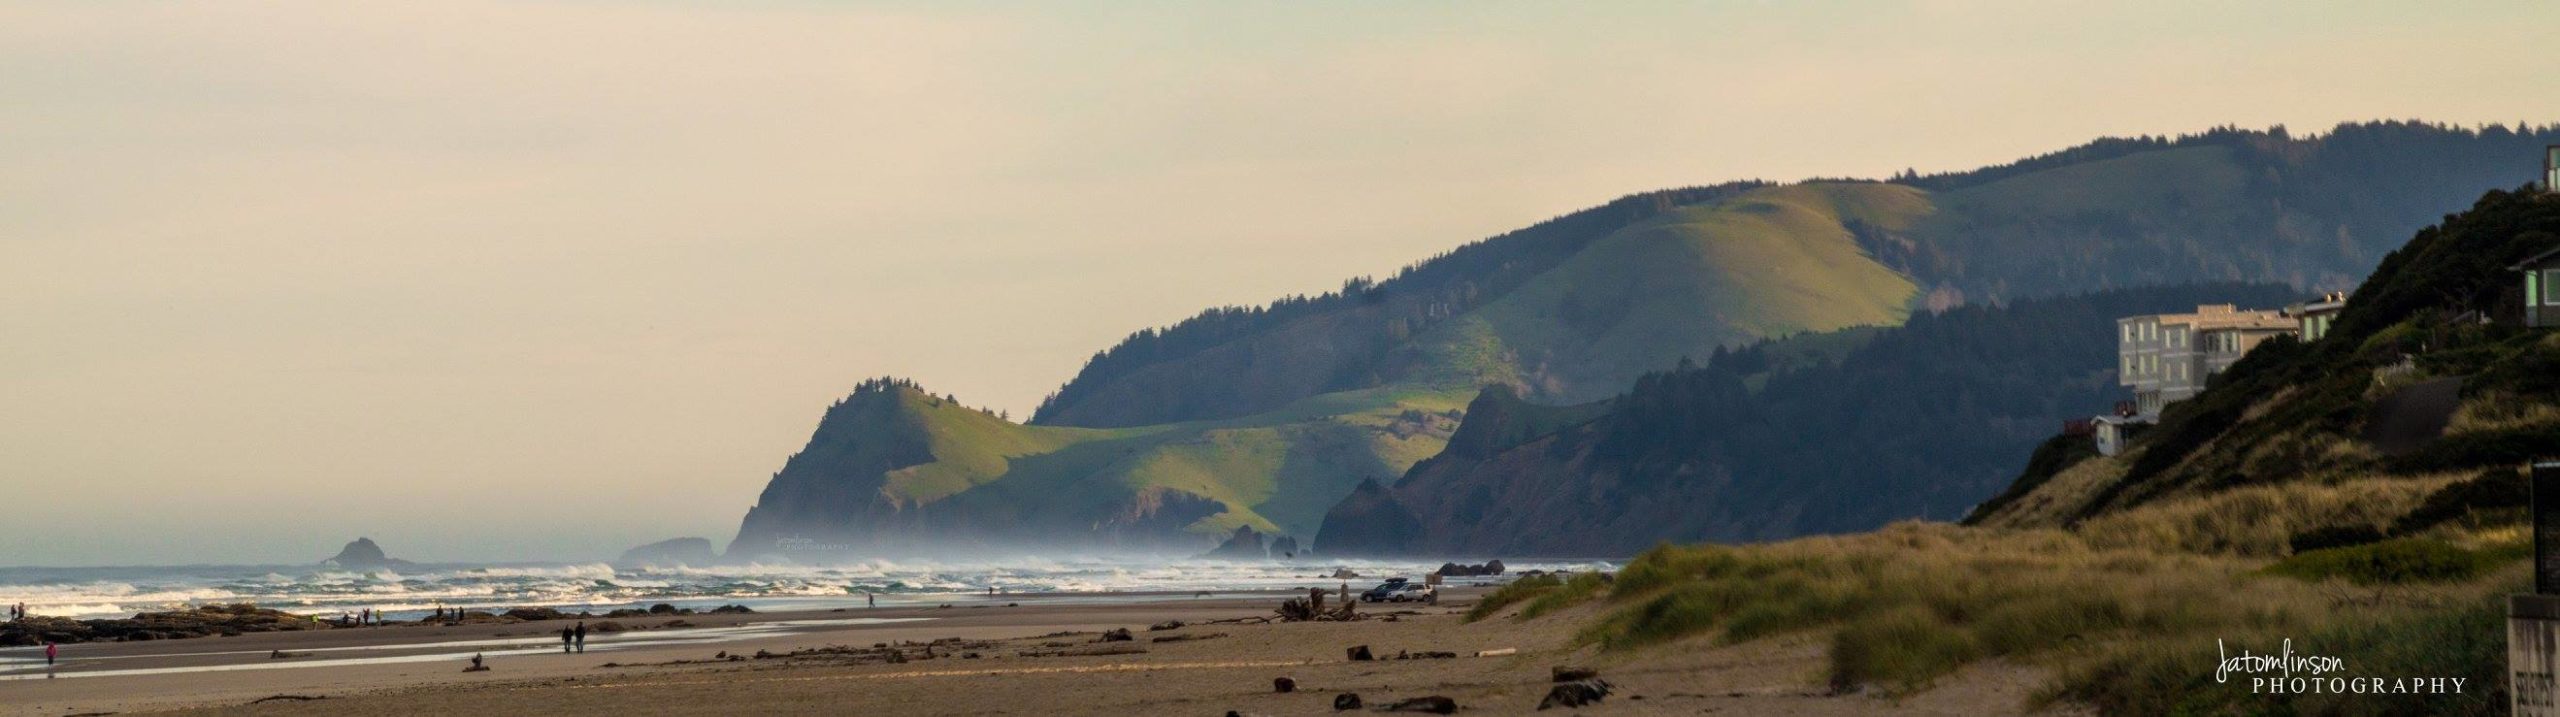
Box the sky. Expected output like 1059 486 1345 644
6 1 2559 566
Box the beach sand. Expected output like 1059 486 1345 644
1 589 2077 716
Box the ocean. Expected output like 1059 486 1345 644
0 556 1611 621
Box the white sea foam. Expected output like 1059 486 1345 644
0 556 1614 620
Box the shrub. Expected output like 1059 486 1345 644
1828 605 1980 694
2393 467 2528 534
2290 524 2388 553
2265 538 2499 585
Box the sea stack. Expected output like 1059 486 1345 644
323 537 415 569
617 537 717 567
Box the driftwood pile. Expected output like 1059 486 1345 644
1275 588 1362 622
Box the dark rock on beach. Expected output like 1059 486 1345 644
1381 696 1458 714
1 604 330 646
1538 679 1612 709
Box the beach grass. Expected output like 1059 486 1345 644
1552 518 2522 706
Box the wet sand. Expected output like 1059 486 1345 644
1 588 2076 716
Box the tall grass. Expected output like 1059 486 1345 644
1465 573 1560 622
1466 571 1612 622
1569 520 2520 706
2073 476 2453 556
2047 569 2518 717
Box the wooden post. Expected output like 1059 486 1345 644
2512 460 2560 716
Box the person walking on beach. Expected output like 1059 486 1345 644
573 622 587 653
559 626 574 653
45 641 57 666
866 592 875 608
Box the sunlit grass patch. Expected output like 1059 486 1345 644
1464 573 1560 622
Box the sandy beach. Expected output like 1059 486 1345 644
0 587 2072 716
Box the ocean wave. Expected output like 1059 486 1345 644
0 557 1615 619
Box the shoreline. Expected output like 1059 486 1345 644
0 594 1299 715
0 587 2064 716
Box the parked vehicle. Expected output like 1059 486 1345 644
1384 583 1437 603
1359 578 1410 602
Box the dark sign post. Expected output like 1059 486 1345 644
2541 461 2560 594
2539 466 2560 594
2516 461 2560 716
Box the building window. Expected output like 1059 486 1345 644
2544 268 2560 306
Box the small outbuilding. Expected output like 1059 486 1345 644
2514 245 2560 329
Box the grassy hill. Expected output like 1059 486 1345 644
730 379 1468 558
1413 183 1923 399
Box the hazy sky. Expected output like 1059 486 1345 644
7 1 2559 566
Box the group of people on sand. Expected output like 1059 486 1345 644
7 602 60 666
559 621 589 653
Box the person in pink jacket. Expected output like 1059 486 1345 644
45 642 58 666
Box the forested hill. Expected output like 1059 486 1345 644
1036 121 2560 430
1027 182 1771 427
1316 283 2300 557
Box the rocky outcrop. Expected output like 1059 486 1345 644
1313 478 1424 556
1268 536 1301 558
0 604 329 646
1200 525 1269 560
1436 560 1504 577
618 537 717 567
322 538 414 569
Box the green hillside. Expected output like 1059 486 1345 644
730 379 1471 558
1417 183 1923 400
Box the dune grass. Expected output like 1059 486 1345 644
2048 569 2515 717
1557 517 2523 707
1465 573 1561 622
1465 571 1611 622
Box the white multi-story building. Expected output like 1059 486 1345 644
2116 304 2296 419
